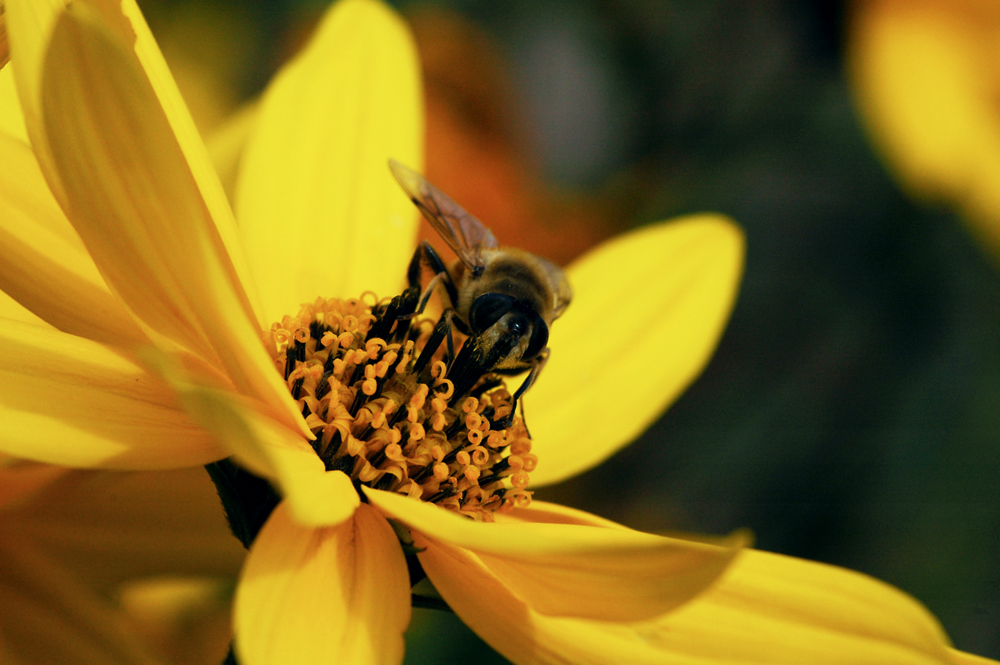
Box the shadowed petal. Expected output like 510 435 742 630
0 290 50 327
234 502 409 665
0 317 224 469
37 4 306 433
0 132 146 346
527 215 744 486
0 538 163 665
0 457 67 509
236 0 423 324
368 488 742 622
3 467 245 592
0 5 8 69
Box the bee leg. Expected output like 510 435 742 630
405 271 447 320
496 349 550 432
413 308 454 377
394 270 444 325
443 310 458 370
406 240 459 305
441 310 474 373
398 242 458 324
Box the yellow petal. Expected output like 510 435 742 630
644 548 959 665
848 1 1000 255
166 376 359 528
4 0 68 206
527 215 744 486
418 538 693 665
502 498 995 664
206 99 257 206
7 0 261 317
234 502 410 665
4 468 245 592
368 488 743 622
0 537 162 665
121 0 263 324
0 132 147 346
849 2 988 199
235 0 423 324
502 499 636 529
419 538 964 665
0 289 50 327
0 317 225 469
0 65 29 141
117 576 232 653
949 649 999 665
38 4 306 434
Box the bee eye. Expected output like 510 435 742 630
469 294 515 333
522 313 549 360
508 316 527 336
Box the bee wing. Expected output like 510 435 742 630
536 256 573 320
389 160 498 273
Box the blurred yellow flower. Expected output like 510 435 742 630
0 452 242 665
0 0 995 663
848 0 1000 259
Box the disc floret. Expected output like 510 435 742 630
265 292 536 521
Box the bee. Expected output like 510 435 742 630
389 160 572 427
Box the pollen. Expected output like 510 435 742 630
264 291 536 521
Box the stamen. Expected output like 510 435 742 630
265 294 535 520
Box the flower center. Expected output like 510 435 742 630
264 291 536 521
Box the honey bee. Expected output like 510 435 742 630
389 160 572 427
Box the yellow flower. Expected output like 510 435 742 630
0 452 242 664
0 0 993 664
848 0 1000 258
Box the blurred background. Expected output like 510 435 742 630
137 0 1000 661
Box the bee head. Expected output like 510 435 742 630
469 293 549 362
469 293 515 334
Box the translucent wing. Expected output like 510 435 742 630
536 256 573 320
389 160 498 274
